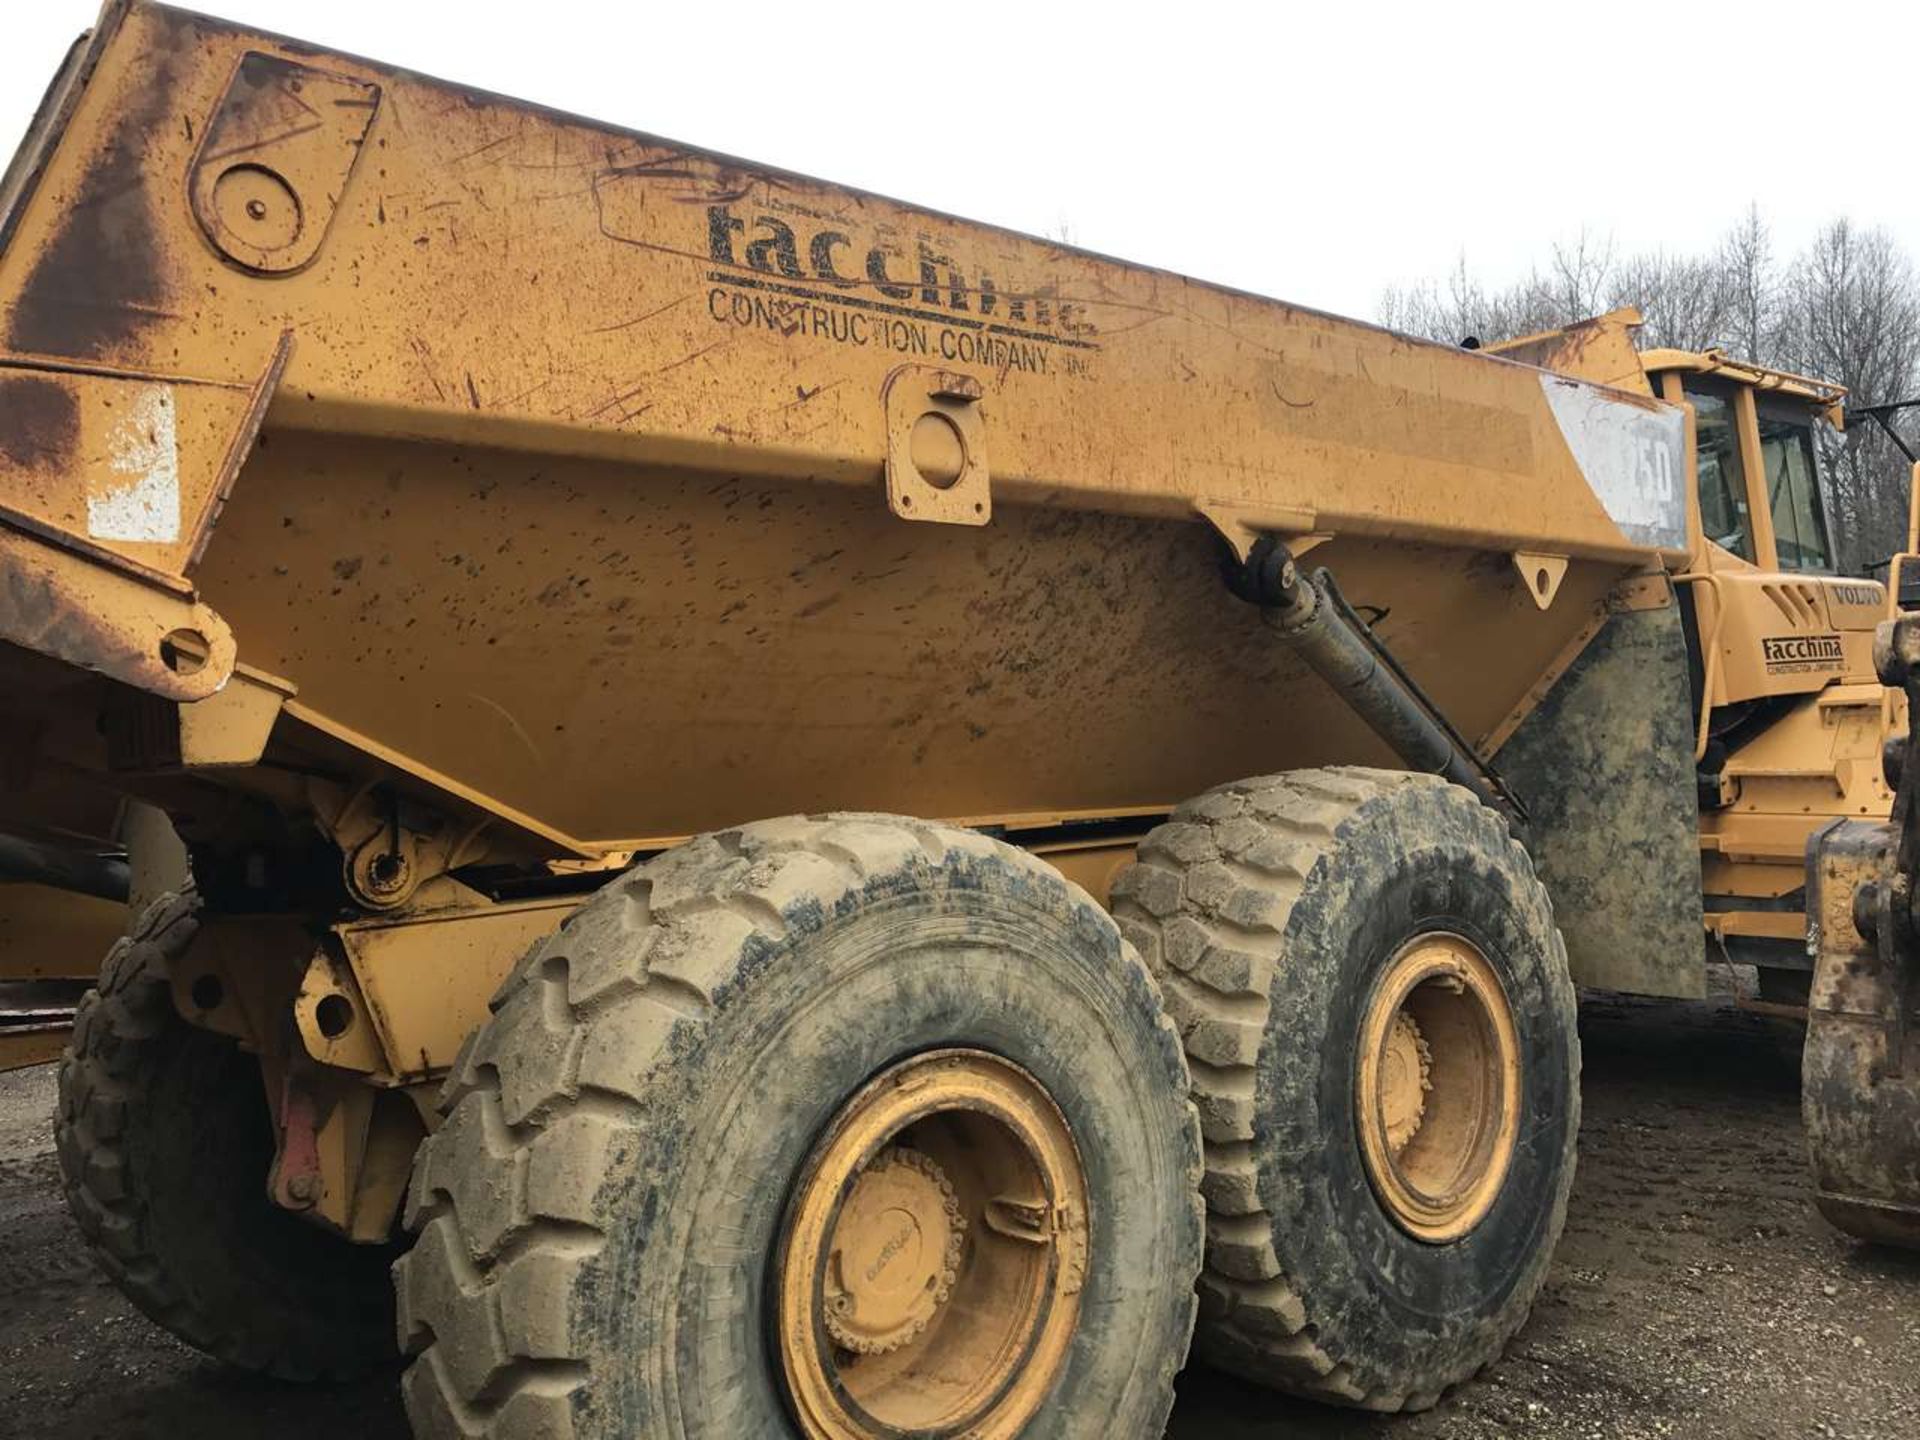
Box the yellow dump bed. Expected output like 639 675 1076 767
0 1 1684 862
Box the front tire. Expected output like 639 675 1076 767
1112 768 1578 1411
395 814 1202 1440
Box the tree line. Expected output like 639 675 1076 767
1378 210 1920 575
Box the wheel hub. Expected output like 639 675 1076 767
1380 1011 1433 1156
821 1147 965 1356
1356 934 1521 1244
776 1049 1089 1440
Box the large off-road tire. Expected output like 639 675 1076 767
54 890 399 1379
396 814 1203 1440
1112 768 1578 1411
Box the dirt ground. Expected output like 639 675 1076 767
2 990 1916 1440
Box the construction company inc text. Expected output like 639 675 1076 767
702 205 1098 378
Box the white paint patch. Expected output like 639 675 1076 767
87 383 180 543
1539 375 1687 553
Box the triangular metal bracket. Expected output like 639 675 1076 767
1513 552 1569 610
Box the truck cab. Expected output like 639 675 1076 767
1646 347 1843 576
1643 349 1893 998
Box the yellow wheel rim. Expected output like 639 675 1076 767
1355 934 1521 1243
776 1049 1089 1440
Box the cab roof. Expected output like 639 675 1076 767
1641 347 1847 427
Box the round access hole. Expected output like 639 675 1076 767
908 412 967 490
314 993 356 1040
159 629 210 676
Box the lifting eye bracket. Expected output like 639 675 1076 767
883 366 990 526
189 52 381 276
1513 551 1568 610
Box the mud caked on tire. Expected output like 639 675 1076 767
1112 768 1578 1411
395 815 1202 1440
55 890 399 1379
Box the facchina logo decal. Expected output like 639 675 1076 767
702 204 1098 378
1761 634 1844 674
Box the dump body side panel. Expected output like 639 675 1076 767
0 3 1683 860
0 4 1676 554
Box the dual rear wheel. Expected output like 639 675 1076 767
395 777 1575 1434
59 775 1576 1437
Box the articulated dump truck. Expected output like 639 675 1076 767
4 5 1918 1437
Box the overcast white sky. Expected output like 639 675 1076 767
5 1 1918 322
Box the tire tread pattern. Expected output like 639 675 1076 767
1110 767 1577 1413
55 889 392 1381
395 814 1203 1440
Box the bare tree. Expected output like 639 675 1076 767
1607 249 1730 351
1545 231 1615 325
1378 256 1498 344
1378 243 1605 348
1719 204 1776 362
1777 219 1920 567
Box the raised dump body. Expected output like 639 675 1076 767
0 7 1699 1439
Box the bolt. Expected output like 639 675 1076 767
245 198 268 221
362 847 411 898
286 1174 316 1203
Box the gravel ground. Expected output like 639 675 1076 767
1 992 1915 1439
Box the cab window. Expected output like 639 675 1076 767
1756 405 1833 573
1684 381 1754 561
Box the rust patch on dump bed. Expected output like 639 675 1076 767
0 375 77 468
6 57 181 361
